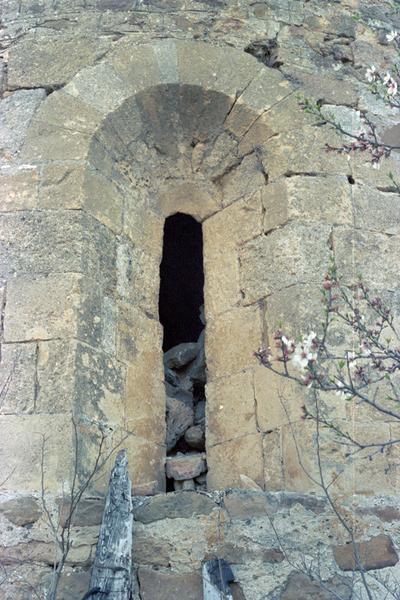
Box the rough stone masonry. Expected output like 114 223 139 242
1 0 400 598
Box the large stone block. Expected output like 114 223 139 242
333 227 400 289
116 302 163 364
22 119 92 162
207 432 264 490
353 183 400 235
225 68 291 137
138 567 202 600
133 491 216 523
4 274 81 342
116 239 160 317
83 169 124 233
0 414 73 492
263 125 350 181
74 342 124 427
155 180 220 221
264 282 326 339
239 223 331 303
125 350 165 442
124 435 165 493
254 365 303 432
206 305 263 379
220 153 266 207
263 175 352 232
333 534 399 571
0 90 46 165
38 164 86 210
0 167 38 211
35 90 103 134
63 62 130 114
206 370 258 446
203 230 241 317
262 430 284 491
281 572 352 600
176 41 262 99
350 153 400 189
1 211 85 278
109 40 162 93
204 191 263 248
0 342 36 414
7 33 112 89
36 340 76 413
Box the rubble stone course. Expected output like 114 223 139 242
1 0 400 597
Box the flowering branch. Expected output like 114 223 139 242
255 260 400 453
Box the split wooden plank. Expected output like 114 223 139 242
203 558 234 599
87 449 133 600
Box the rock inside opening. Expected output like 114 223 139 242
159 213 207 492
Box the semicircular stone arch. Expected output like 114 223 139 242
5 40 349 495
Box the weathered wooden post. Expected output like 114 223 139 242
86 449 133 600
202 558 234 599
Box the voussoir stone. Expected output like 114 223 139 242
166 453 207 481
333 534 399 571
133 491 216 524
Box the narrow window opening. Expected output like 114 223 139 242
159 213 207 492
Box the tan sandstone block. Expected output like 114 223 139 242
263 430 284 490
333 227 400 289
207 433 264 490
36 340 75 413
353 183 400 235
63 62 131 114
204 191 263 247
203 236 240 317
263 175 352 232
4 274 81 342
206 370 258 446
254 365 303 432
225 68 291 138
206 305 263 380
124 435 165 493
110 41 162 93
264 282 326 339
22 119 92 162
0 167 38 211
239 222 331 303
116 303 163 364
33 90 103 134
155 180 220 221
264 125 350 181
39 164 86 209
0 414 73 492
281 420 343 494
0 342 36 414
220 154 266 207
203 192 263 316
125 351 165 443
116 241 160 317
176 41 261 99
83 170 123 233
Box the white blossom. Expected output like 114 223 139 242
388 80 398 96
365 65 376 82
291 332 317 371
386 30 398 43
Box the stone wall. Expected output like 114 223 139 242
1 0 400 598
1 489 400 599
